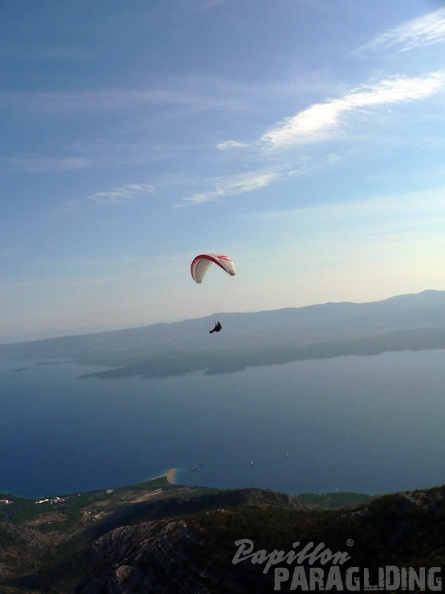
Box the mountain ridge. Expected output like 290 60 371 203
2 290 445 379
1 289 444 349
1 477 444 593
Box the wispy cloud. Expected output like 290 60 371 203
0 45 99 63
178 151 342 206
0 156 91 173
5 85 243 116
216 140 249 150
66 183 155 211
181 169 280 205
359 7 445 54
1 247 24 258
28 47 100 61
190 0 225 11
182 70 445 206
86 183 155 204
261 72 445 149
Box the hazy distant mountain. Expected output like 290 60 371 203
2 290 445 379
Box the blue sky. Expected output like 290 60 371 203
2 0 445 341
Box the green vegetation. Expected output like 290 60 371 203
1 478 444 593
296 491 376 509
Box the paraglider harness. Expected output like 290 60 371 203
209 321 222 334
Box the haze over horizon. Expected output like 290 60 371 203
2 1 445 342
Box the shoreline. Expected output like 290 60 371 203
150 467 177 485
0 468 179 500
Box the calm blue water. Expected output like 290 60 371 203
0 351 444 498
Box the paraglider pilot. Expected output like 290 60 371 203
209 321 222 334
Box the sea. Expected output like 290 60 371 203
0 350 444 499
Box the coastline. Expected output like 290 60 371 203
150 467 177 485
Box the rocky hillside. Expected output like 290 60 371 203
75 487 445 593
1 478 445 593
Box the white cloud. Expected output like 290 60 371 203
6 85 243 115
359 7 445 54
0 156 91 173
65 183 155 211
216 140 249 150
191 0 225 11
261 72 445 149
182 169 280 205
177 71 445 207
86 183 155 204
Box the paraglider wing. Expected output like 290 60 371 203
190 254 236 283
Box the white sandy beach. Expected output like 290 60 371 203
151 468 177 484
